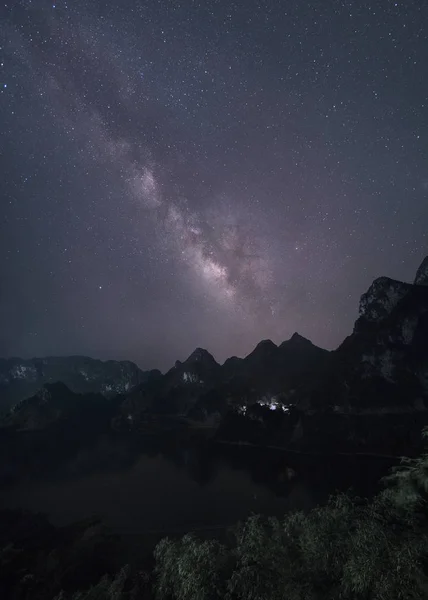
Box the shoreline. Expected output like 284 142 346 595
214 439 403 460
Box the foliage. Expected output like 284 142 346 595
154 535 230 600
153 428 428 600
380 427 428 513
52 566 153 600
53 566 130 600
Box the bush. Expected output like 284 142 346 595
152 429 428 600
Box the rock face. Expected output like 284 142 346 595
290 255 428 453
172 347 220 385
0 356 154 411
358 277 412 323
297 256 428 413
415 256 428 285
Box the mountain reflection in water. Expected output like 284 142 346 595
0 431 397 537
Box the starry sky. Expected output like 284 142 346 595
1 0 427 371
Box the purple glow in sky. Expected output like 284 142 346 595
1 0 427 370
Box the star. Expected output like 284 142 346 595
0 0 426 369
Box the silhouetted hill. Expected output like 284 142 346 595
221 334 329 397
297 259 428 413
1 382 119 432
289 255 428 454
116 334 328 428
1 255 427 456
0 356 156 411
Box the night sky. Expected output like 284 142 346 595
1 0 427 371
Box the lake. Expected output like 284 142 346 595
0 430 398 545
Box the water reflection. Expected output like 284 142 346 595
0 430 396 536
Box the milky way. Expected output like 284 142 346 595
1 0 427 369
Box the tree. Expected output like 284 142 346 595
154 535 230 600
153 428 428 600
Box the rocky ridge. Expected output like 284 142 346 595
1 255 427 455
287 255 428 454
115 333 327 429
0 356 157 412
